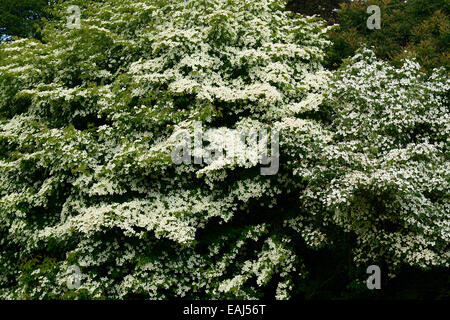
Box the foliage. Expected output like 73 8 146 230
325 0 450 71
286 0 345 23
0 0 448 300
0 0 52 40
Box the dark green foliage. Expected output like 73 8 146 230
0 0 51 39
286 0 347 23
326 0 450 71
288 0 449 72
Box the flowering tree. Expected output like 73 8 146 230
0 0 333 299
0 0 448 300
